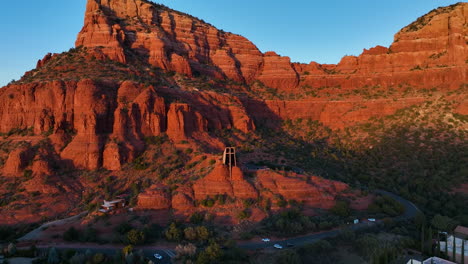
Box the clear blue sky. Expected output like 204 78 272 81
0 0 462 87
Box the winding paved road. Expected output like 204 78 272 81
36 246 174 264
238 189 421 250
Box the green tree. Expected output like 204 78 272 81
276 250 302 264
127 229 146 245
122 245 133 256
92 253 105 264
428 226 433 255
431 215 457 232
453 235 456 262
421 225 425 254
437 232 441 257
197 243 222 264
69 253 86 264
330 200 351 217
462 239 465 264
184 227 197 241
196 226 210 241
63 226 80 241
165 222 182 242
446 237 449 259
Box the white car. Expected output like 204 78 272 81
261 238 270 242
274 244 283 249
154 253 163 260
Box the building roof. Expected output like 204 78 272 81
454 225 468 236
407 260 422 264
422 257 455 264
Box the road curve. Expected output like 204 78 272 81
239 189 421 250
37 246 174 264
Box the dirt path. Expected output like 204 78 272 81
18 212 87 241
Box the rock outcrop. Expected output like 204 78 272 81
137 184 171 210
3 145 34 176
192 162 257 200
256 170 348 209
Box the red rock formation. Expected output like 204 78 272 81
256 170 348 208
192 162 257 200
3 145 34 176
172 187 195 210
302 3 468 90
0 1 464 174
75 0 467 92
231 167 258 199
257 52 299 91
166 103 208 142
192 162 234 200
137 184 171 210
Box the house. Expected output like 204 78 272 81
407 257 456 264
407 260 422 264
99 198 126 213
440 234 468 264
454 225 468 240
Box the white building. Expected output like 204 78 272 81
407 257 455 264
99 198 126 213
440 235 468 264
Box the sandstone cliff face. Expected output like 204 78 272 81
77 0 468 91
76 0 265 83
300 3 468 90
0 79 258 170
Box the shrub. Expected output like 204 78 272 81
190 212 205 225
126 229 146 245
165 222 182 242
63 226 80 241
330 200 351 217
237 209 251 220
185 148 193 154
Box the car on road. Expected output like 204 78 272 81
273 244 283 249
154 253 163 260
261 238 270 242
287 242 294 247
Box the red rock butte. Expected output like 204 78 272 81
0 0 467 169
0 0 467 223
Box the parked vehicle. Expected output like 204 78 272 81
262 238 271 242
274 244 283 249
154 253 163 260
